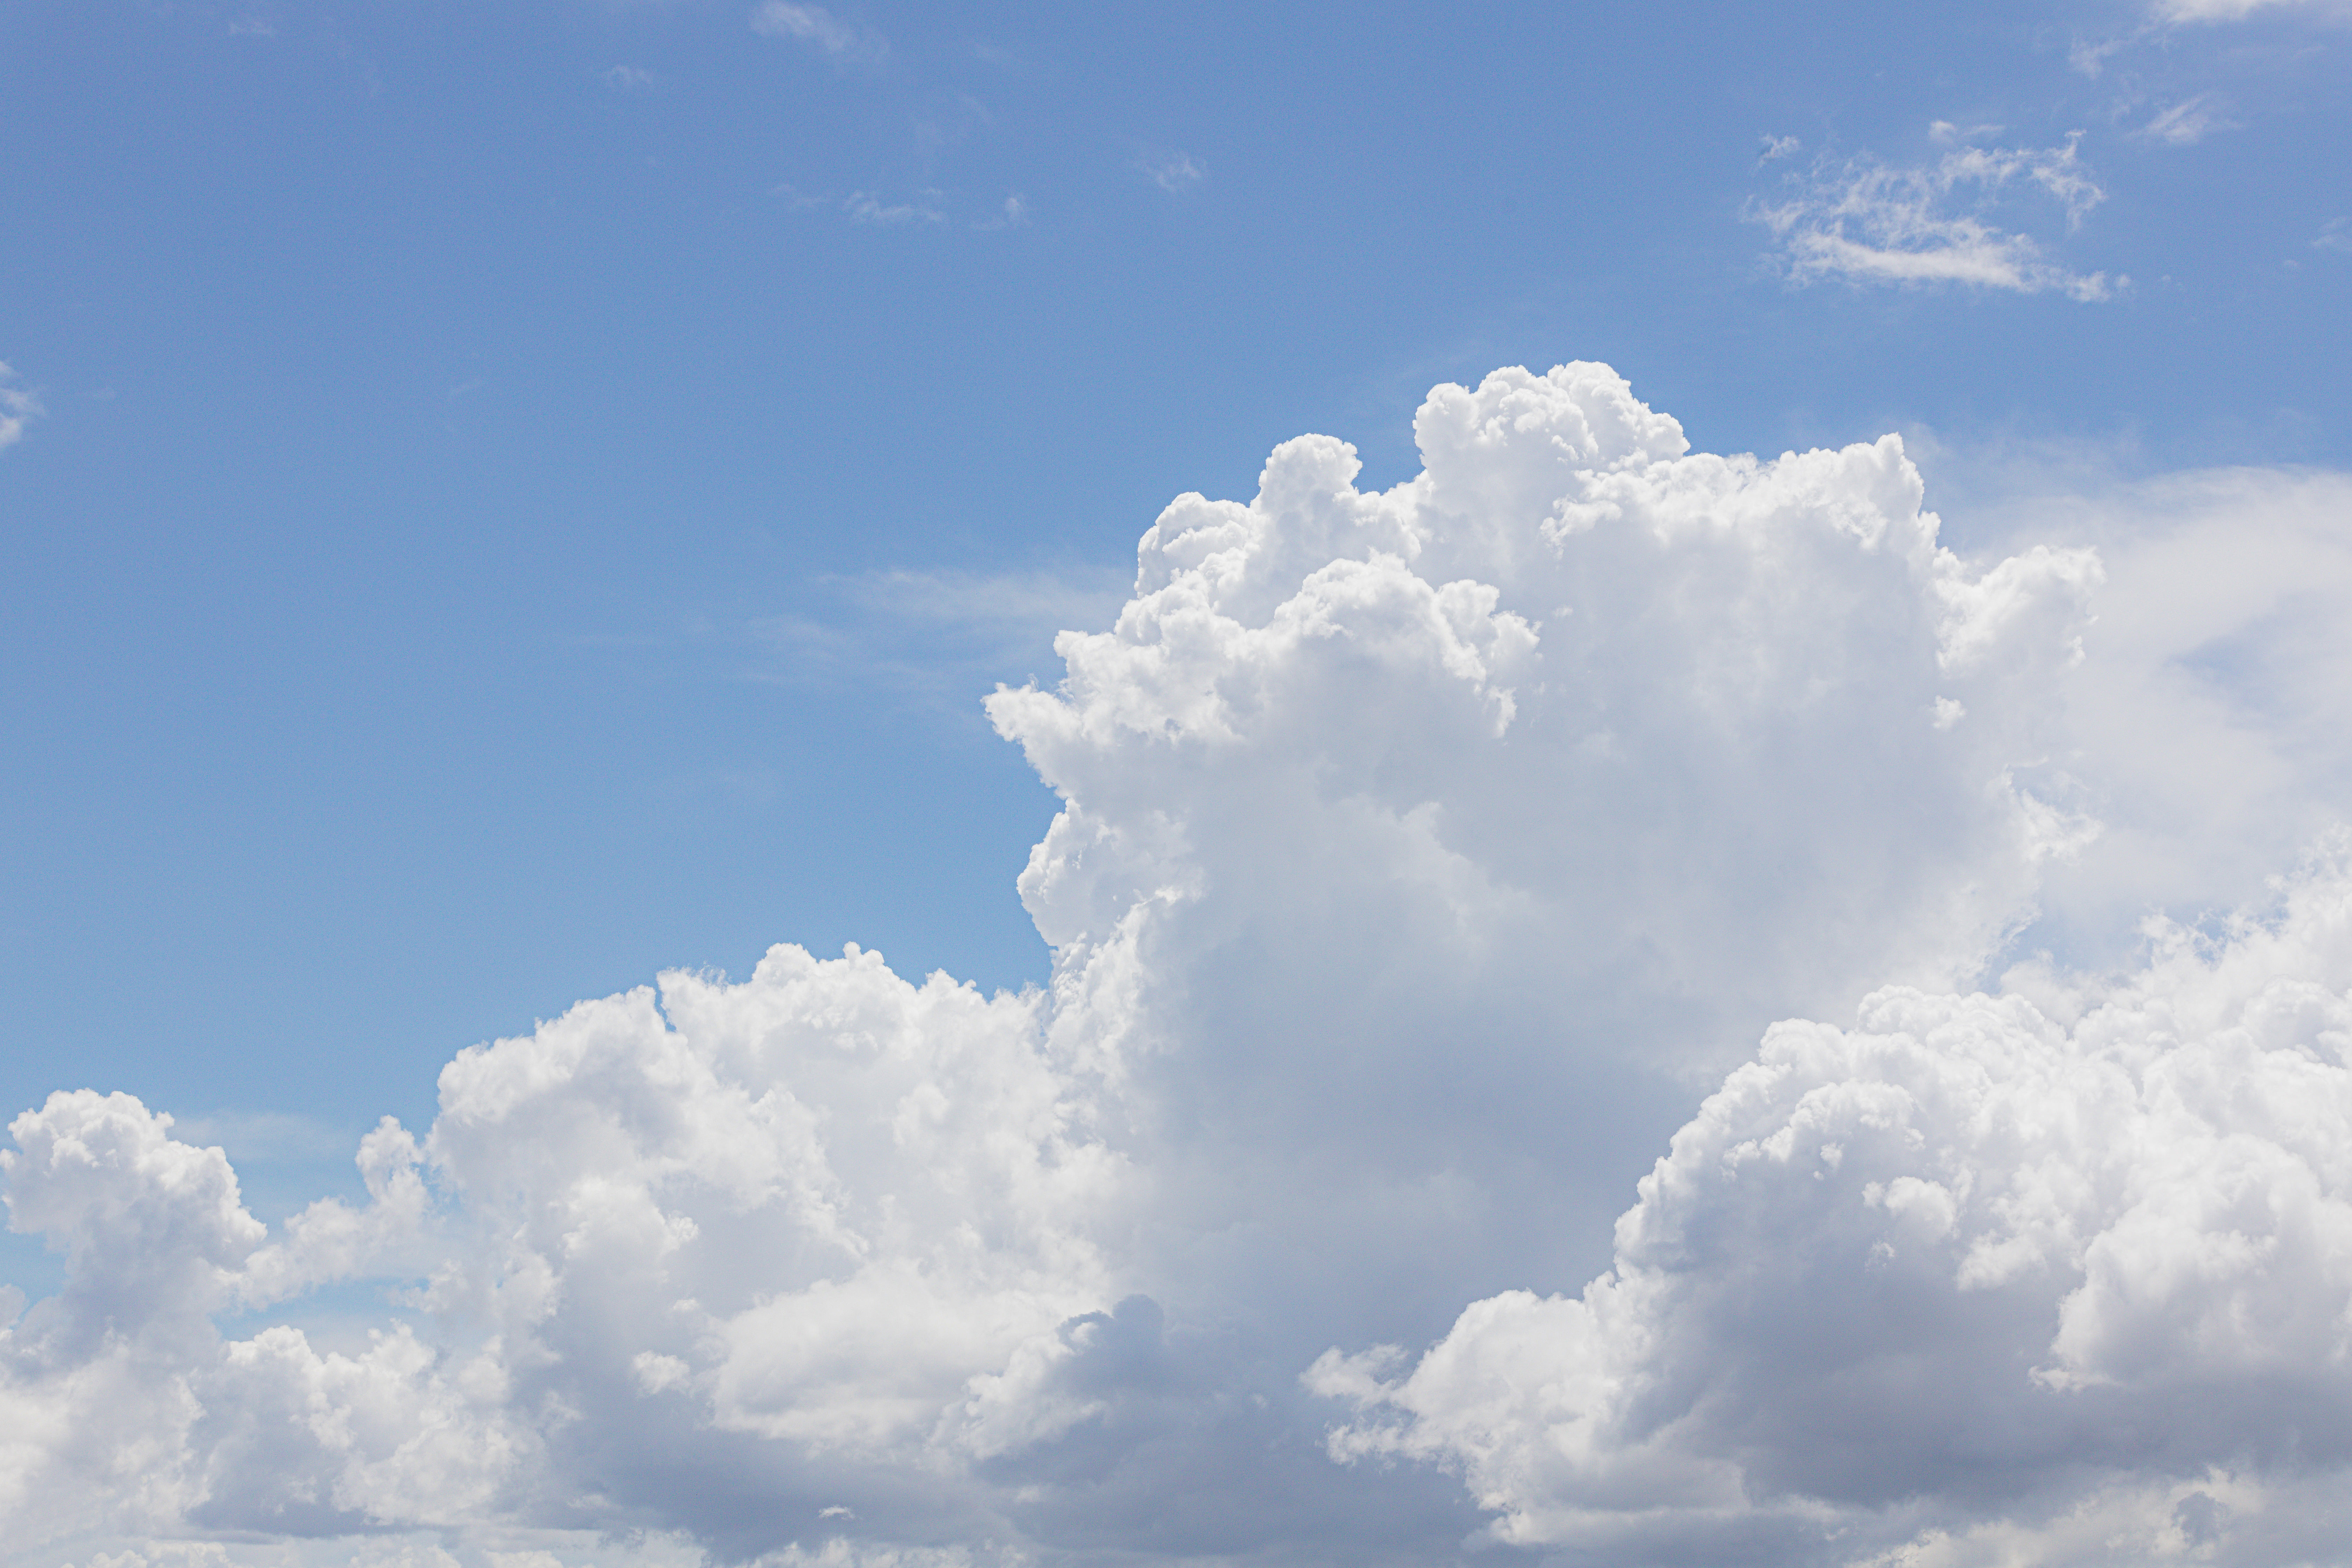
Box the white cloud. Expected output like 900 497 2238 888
1757 133 2118 301
11 365 2352 1564
1312 837 2352 1562
2317 216 2352 253
1141 153 1204 192
750 2 886 64
0 362 40 450
2155 0 2352 20
842 191 943 225
2140 93 2236 144
1759 134 1801 162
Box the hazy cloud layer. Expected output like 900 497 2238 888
9 365 2352 1566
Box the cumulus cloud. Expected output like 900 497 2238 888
1312 838 2352 1563
0 362 40 450
9 364 2352 1565
1756 133 2118 300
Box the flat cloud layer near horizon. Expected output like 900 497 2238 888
9 364 2352 1567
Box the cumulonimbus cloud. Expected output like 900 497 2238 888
8 364 2352 1567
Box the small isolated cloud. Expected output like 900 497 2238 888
749 1 886 63
1758 134 1801 163
843 189 944 225
603 65 657 92
1143 152 1205 192
0 362 41 450
2316 216 2352 253
976 193 1029 230
1755 131 2118 301
2141 93 2235 144
1929 118 2006 144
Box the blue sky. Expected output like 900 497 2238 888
7 0 2346 1157
6 3 2352 1564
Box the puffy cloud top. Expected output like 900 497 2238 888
1313 840 2352 1564
7 364 2350 1567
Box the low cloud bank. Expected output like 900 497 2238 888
8 365 2352 1565
1314 839 2352 1564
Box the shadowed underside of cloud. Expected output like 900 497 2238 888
1313 840 2352 1564
8 365 2352 1567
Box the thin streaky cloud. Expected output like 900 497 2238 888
1144 152 1206 192
1928 118 2006 144
749 1 886 63
844 190 945 225
2155 0 2352 20
746 564 1128 696
1755 132 2117 301
2140 93 2235 144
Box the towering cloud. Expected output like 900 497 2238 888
7 365 2349 1567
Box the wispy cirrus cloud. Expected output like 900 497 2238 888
1754 130 2119 301
2154 0 2352 20
749 564 1128 700
1143 152 1206 192
775 184 1029 231
0 362 41 450
844 189 945 225
749 1 886 64
2140 92 2236 144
